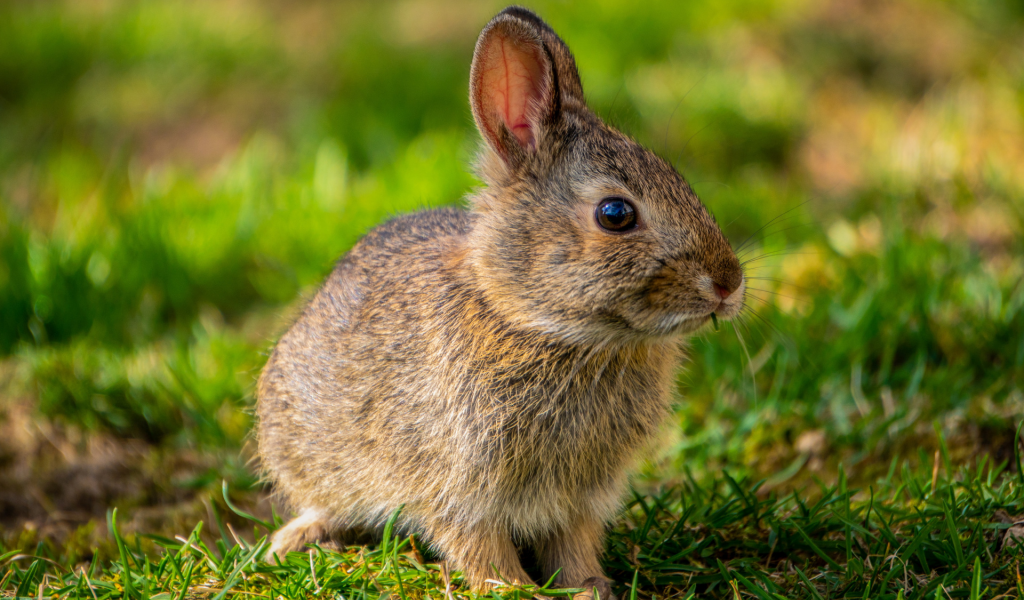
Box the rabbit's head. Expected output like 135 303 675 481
467 6 744 343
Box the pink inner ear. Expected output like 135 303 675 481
478 33 546 150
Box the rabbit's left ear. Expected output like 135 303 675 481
470 7 584 167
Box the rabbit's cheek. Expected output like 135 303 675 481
641 262 714 311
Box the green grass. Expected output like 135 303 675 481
1 0 1023 597
4 461 1023 599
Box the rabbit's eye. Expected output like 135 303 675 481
596 198 637 232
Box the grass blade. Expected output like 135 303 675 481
970 556 982 600
1014 420 1023 486
943 490 965 568
109 508 140 600
788 522 841 571
221 480 274 530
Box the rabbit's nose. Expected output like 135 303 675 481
713 282 733 299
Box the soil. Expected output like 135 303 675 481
0 392 274 557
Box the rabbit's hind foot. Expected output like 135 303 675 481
572 578 615 600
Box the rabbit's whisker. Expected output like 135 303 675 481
674 122 713 170
740 250 813 267
745 276 803 288
741 304 788 340
731 200 812 256
663 72 706 159
735 222 814 259
744 277 812 295
745 287 806 304
734 215 811 249
731 317 758 406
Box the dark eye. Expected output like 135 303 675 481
596 197 638 232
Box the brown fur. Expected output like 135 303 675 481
256 6 745 599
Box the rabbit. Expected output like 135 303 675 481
256 6 745 600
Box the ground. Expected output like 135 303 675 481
0 0 1022 598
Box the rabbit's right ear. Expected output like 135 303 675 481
470 7 585 168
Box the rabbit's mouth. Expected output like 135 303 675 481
659 297 743 335
659 312 716 335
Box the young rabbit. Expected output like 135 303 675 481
257 6 745 599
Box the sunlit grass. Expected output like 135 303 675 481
3 457 1023 599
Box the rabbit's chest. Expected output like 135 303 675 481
483 344 677 500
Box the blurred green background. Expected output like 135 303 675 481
1 0 1022 550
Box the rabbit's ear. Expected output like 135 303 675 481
470 7 584 167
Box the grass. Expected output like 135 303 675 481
1 0 1023 597
4 461 1023 599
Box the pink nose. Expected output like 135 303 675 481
714 282 732 300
